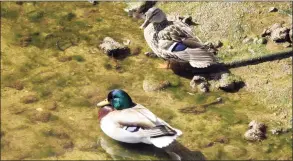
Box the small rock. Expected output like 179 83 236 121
257 37 268 44
182 15 193 26
244 120 266 141
265 23 290 42
248 120 266 132
99 37 130 58
271 27 290 42
21 95 38 104
198 82 209 93
270 23 282 30
214 40 223 48
271 128 283 135
216 97 222 102
36 108 43 112
261 28 271 37
218 73 243 92
268 7 278 12
242 37 253 44
190 75 209 93
123 39 131 46
190 75 206 88
62 140 74 149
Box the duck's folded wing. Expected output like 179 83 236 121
174 48 217 68
110 105 182 148
158 24 194 42
130 105 182 136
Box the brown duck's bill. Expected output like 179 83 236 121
140 19 150 29
97 99 110 107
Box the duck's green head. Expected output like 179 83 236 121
97 89 135 110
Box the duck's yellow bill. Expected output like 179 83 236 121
97 99 110 107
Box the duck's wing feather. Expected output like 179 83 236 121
114 104 169 128
158 21 194 42
171 48 217 68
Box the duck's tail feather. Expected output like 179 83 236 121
143 125 182 148
144 125 182 148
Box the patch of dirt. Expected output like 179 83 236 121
21 95 39 104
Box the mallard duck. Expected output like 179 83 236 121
96 89 182 148
139 7 217 68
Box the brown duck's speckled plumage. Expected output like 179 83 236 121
143 9 217 68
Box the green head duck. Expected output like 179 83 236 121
97 89 135 110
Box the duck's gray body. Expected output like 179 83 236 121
142 8 217 68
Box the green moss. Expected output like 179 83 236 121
1 8 18 19
33 85 52 98
27 11 44 22
35 146 56 158
55 77 68 87
194 94 206 104
65 12 76 21
166 87 186 100
72 55 85 62
96 18 103 22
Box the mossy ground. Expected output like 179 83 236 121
1 2 292 160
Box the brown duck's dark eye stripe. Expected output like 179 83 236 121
148 8 161 20
136 1 157 14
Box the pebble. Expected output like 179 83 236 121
257 37 267 44
268 7 278 12
242 37 253 44
36 108 43 112
123 39 131 46
214 40 223 48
